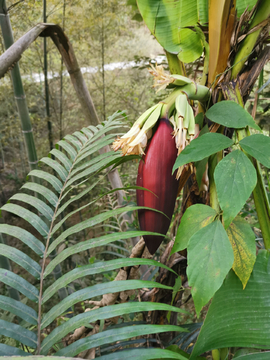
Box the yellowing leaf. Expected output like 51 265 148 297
226 217 256 288
208 0 236 85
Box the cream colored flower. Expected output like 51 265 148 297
148 63 174 92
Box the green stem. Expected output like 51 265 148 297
181 82 210 102
220 348 229 360
232 0 270 78
160 88 183 118
165 51 185 76
208 153 221 213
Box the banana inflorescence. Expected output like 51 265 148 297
112 68 209 254
136 118 179 254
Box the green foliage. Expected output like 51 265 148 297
226 217 256 288
214 150 257 229
240 134 270 168
205 101 261 130
173 133 233 172
187 221 234 315
0 113 188 357
191 251 270 359
2 1 270 359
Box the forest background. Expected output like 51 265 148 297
1 0 270 358
0 0 164 205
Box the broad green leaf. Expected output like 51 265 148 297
137 0 198 53
240 134 270 168
0 224 44 255
173 133 233 172
28 170 63 193
236 0 257 15
43 257 177 303
0 295 37 325
97 348 187 359
57 139 77 161
0 319 37 348
0 244 41 278
205 101 260 130
10 193 54 220
178 28 204 63
187 221 234 315
197 0 208 23
214 150 257 229
49 148 72 170
1 203 49 237
56 324 187 357
41 302 188 355
0 269 39 302
0 345 29 356
39 157 68 181
21 182 58 207
48 207 163 254
226 217 256 288
190 251 270 359
171 204 217 253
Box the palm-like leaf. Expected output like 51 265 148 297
0 113 187 357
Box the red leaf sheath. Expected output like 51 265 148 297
136 118 179 254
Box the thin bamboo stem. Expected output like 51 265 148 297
43 0 53 151
0 2 68 303
0 0 38 172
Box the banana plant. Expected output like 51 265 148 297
115 0 270 358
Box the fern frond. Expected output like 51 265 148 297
0 244 41 278
0 113 185 357
1 203 49 236
0 225 45 255
44 231 164 276
42 257 176 304
55 324 188 357
0 269 39 302
10 193 54 220
0 295 37 325
40 302 186 355
0 344 29 356
21 182 58 207
0 320 37 348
